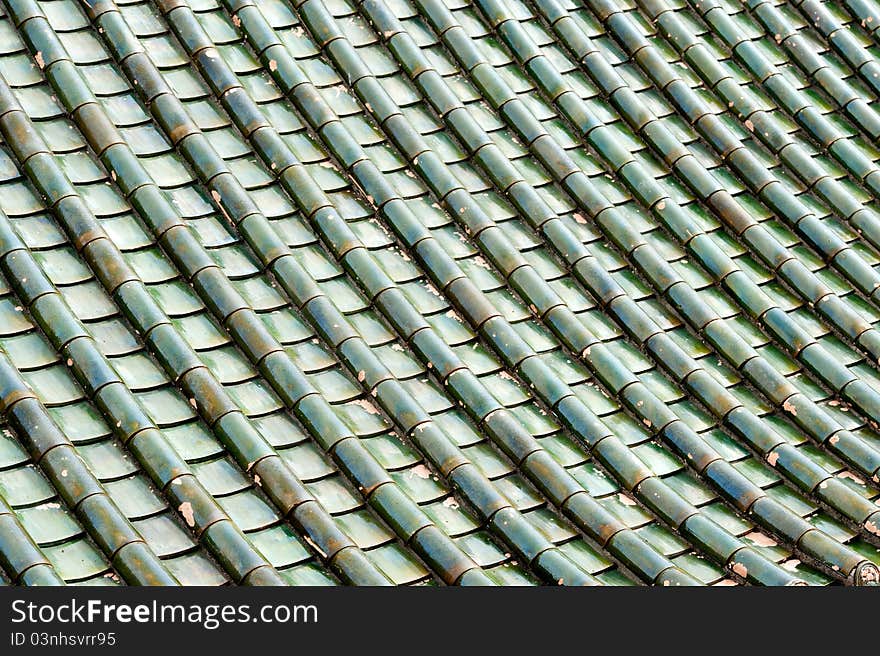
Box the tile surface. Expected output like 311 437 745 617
0 0 878 585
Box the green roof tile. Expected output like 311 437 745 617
0 0 877 587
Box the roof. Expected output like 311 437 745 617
0 0 878 587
